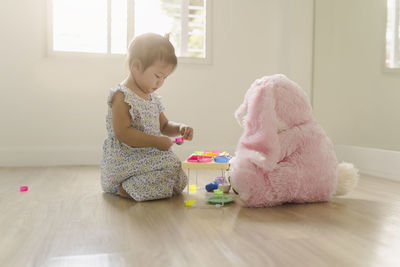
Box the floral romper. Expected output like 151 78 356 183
100 84 187 201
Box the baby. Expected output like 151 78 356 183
101 33 193 201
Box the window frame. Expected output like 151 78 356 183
383 0 400 72
46 0 212 64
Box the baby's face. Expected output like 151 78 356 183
136 60 175 95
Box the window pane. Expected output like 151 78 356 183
53 0 107 53
160 0 183 56
188 0 205 58
134 0 206 58
386 0 400 68
134 0 175 36
111 0 127 54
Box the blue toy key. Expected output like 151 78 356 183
205 181 219 192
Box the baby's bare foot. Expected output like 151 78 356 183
117 185 132 199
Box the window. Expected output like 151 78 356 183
49 0 209 61
386 0 400 69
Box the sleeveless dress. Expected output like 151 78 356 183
100 84 187 201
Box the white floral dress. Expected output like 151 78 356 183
100 84 187 201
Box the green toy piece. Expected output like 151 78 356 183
206 195 234 205
213 189 223 195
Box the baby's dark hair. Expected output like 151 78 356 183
127 33 177 71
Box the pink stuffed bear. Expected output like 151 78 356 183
230 74 359 207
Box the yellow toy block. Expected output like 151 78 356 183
184 200 196 207
189 184 197 191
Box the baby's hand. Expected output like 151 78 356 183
157 136 173 151
179 125 194 141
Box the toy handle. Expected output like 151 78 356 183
173 137 184 145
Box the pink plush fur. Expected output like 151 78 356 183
230 74 340 207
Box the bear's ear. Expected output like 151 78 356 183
237 80 280 171
245 82 277 139
235 78 263 128
234 96 248 128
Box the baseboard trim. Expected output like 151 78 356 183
2 145 398 182
2 145 397 182
335 145 400 182
0 146 102 167
0 145 237 167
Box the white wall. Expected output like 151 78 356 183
313 0 400 152
0 0 314 166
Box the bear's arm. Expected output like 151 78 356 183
278 124 311 162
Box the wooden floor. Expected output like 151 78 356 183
1 166 400 267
